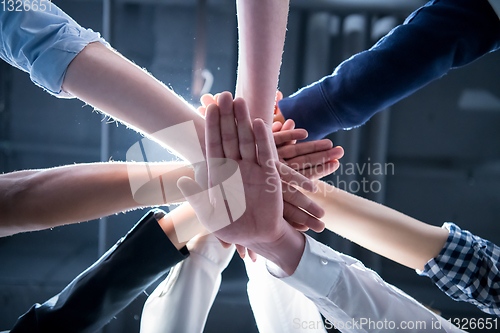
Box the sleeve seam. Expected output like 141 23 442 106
318 81 345 129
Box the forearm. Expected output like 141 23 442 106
308 180 448 271
235 0 289 126
0 162 194 236
420 223 500 315
0 4 106 97
277 235 462 333
62 42 206 162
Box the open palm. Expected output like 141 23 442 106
177 93 290 251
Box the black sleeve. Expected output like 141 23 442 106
11 209 189 333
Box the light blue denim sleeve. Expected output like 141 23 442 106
0 3 108 98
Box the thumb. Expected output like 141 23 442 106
217 237 233 249
197 106 207 117
177 177 213 219
272 121 283 133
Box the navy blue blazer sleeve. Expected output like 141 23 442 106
11 209 189 333
279 0 500 141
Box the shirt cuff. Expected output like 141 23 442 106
267 234 342 299
279 81 344 141
417 222 463 277
187 234 235 270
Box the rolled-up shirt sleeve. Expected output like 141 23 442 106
268 234 464 333
419 223 500 316
0 3 108 98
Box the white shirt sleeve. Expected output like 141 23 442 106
244 254 327 333
268 234 465 333
140 235 235 333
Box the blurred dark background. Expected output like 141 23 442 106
1 0 499 332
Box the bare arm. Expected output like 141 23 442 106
308 180 449 271
62 42 207 163
235 0 289 126
0 162 194 237
63 0 289 161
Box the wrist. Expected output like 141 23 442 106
249 222 305 276
187 233 235 269
158 203 206 250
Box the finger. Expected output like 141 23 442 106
253 119 274 169
334 145 345 159
283 202 325 233
300 160 340 180
236 244 246 259
273 91 283 116
276 161 316 192
233 98 257 161
272 121 283 133
217 237 232 248
200 93 215 107
274 129 308 147
283 148 341 172
197 106 207 117
281 119 295 131
218 92 240 160
285 146 344 172
177 177 212 219
276 90 283 103
279 139 333 160
282 182 325 218
288 221 309 232
248 249 258 262
280 119 298 146
273 111 285 125
205 104 224 160
214 93 221 104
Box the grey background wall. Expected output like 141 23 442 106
1 0 499 332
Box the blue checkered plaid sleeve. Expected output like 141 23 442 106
418 223 500 316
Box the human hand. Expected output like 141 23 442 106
202 93 344 180
178 92 306 272
197 93 326 235
273 91 285 124
200 91 286 124
272 119 344 180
